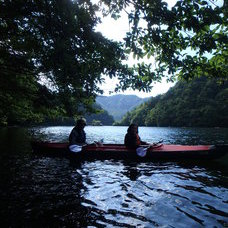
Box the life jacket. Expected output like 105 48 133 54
69 127 86 145
135 134 141 146
124 133 141 148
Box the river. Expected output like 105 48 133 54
0 126 228 227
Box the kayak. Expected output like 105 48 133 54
31 141 228 161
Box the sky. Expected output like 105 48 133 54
95 0 177 98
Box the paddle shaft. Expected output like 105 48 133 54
141 140 163 148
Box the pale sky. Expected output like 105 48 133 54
95 0 177 98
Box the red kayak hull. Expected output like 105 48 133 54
31 141 228 161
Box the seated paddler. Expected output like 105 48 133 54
69 117 87 152
124 123 148 149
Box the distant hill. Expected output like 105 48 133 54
116 77 228 127
96 94 149 120
85 103 114 125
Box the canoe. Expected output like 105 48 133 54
31 141 228 161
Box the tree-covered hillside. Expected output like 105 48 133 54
96 95 149 120
39 103 114 126
85 103 114 125
116 77 228 127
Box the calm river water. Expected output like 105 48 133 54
0 126 228 227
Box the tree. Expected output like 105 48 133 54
99 0 227 88
0 0 131 125
85 103 114 125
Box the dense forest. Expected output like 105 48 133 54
38 103 114 126
85 104 114 125
116 77 228 127
0 0 227 126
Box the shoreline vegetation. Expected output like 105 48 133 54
115 77 228 128
2 77 227 129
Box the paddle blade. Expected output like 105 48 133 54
136 147 147 157
69 144 82 153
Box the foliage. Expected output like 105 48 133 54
30 101 114 126
91 120 102 126
85 103 114 125
0 70 39 125
99 0 228 87
0 0 130 125
116 77 228 127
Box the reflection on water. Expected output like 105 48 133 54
30 125 228 145
80 161 228 227
0 126 228 227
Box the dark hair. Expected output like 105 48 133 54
127 123 138 134
76 118 87 126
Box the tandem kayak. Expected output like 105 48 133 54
31 141 228 161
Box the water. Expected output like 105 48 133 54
0 126 228 227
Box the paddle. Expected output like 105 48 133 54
69 144 85 153
69 139 104 153
94 138 104 146
150 140 163 148
136 140 163 157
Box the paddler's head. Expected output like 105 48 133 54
76 118 87 130
127 123 138 134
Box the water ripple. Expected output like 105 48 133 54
1 126 228 227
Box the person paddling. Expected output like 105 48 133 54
124 123 148 149
69 118 87 152
69 117 103 152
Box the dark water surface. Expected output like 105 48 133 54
0 126 228 227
